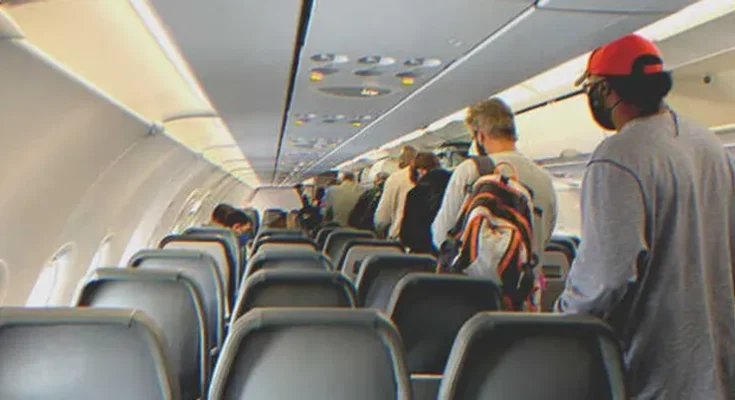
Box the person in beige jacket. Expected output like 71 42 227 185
374 145 418 239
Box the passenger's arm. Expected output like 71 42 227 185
431 161 475 248
555 161 648 317
374 176 397 232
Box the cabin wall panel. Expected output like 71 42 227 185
0 39 250 306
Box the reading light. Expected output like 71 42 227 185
361 87 380 97
401 76 415 86
310 71 324 81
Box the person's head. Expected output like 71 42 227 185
340 171 356 183
575 34 672 132
465 98 517 156
398 145 418 169
294 183 303 194
374 172 390 188
412 152 441 182
224 209 253 235
211 203 235 226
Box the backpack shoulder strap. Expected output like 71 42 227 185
470 156 496 176
465 156 496 195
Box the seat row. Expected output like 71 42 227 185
0 307 625 400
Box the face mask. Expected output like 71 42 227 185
587 81 621 131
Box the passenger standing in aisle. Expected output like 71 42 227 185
432 99 558 268
400 152 450 255
555 34 735 399
374 145 418 239
323 172 363 226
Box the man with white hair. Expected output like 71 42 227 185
323 171 363 226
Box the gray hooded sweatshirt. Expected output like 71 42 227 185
556 110 735 399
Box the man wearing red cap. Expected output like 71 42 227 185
556 34 735 399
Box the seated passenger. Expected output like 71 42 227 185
348 172 389 231
374 145 418 239
555 34 735 399
322 172 363 226
262 210 287 230
400 153 450 255
225 209 254 248
209 203 235 227
432 98 558 309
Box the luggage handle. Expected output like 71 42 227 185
493 161 519 179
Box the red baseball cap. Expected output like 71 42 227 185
575 34 665 86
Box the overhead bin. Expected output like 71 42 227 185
0 11 22 39
535 0 695 13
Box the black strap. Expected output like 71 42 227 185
470 156 496 176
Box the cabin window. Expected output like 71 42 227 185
0 260 8 306
26 244 75 307
88 234 114 274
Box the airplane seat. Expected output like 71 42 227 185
541 250 570 312
438 313 626 400
315 225 340 248
208 308 411 400
160 234 236 310
232 270 357 320
253 228 305 244
322 228 376 264
183 227 239 262
548 234 577 262
411 374 442 400
129 249 226 347
387 273 502 375
337 239 405 281
251 236 317 255
261 208 288 229
0 307 181 400
244 248 332 280
355 254 437 311
542 250 571 278
76 268 209 400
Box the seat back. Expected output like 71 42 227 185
316 225 339 249
254 228 305 244
0 308 180 400
355 254 437 310
438 313 626 400
542 250 571 278
160 234 236 307
387 273 502 374
339 239 404 280
412 375 442 400
244 249 332 279
261 208 288 229
323 228 375 262
208 308 411 400
129 249 226 346
76 268 208 400
252 236 317 255
233 270 357 319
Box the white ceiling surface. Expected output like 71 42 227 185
146 0 304 183
3 0 257 185
277 0 535 183
296 6 681 182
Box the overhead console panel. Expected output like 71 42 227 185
300 7 674 178
535 0 696 13
276 0 535 183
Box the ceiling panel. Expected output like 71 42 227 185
296 8 671 182
5 0 212 122
148 0 304 183
276 0 534 183
536 0 695 13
